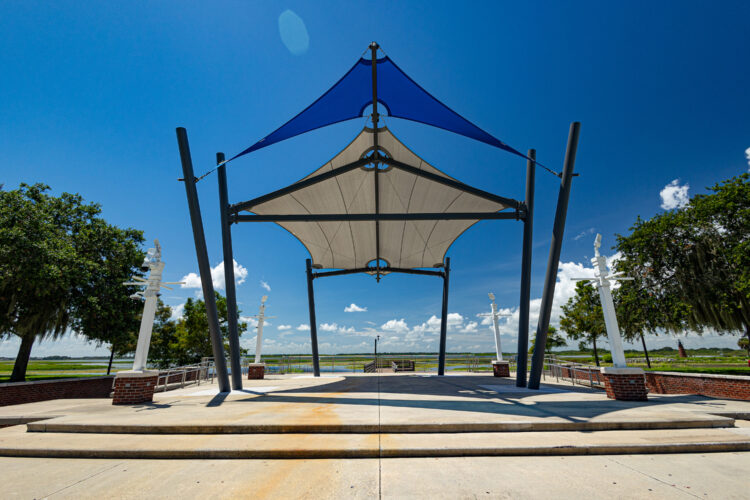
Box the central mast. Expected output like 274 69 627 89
370 41 381 282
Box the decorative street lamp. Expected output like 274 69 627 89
251 295 276 364
572 234 648 400
122 239 183 372
478 292 512 361
247 295 275 379
571 234 633 368
478 293 512 377
112 240 183 405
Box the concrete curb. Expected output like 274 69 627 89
26 417 735 434
1 441 749 459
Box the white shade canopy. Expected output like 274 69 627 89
247 127 512 271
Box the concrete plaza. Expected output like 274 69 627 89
1 372 749 498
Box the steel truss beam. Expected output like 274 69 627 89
229 157 371 214
233 211 522 223
379 156 522 209
312 266 445 279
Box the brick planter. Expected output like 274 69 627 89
112 371 158 405
247 363 265 380
492 361 510 377
601 367 648 401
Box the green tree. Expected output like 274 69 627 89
148 300 180 368
616 173 750 348
738 336 750 357
149 293 248 367
0 184 143 381
528 325 566 355
613 281 660 368
69 220 145 374
560 282 606 366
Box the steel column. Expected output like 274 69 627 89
305 259 321 377
438 257 451 376
528 122 580 390
515 149 536 387
176 127 230 393
217 154 243 390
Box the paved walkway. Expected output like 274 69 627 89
3 452 750 499
1 373 749 498
5 373 750 431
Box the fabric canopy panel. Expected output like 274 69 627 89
230 56 526 162
249 127 510 270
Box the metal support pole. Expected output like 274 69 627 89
176 127 230 393
438 257 451 376
306 259 321 377
370 41 382 281
515 149 536 387
217 154 242 391
528 122 580 390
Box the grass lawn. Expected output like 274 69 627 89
643 365 750 376
0 373 111 382
0 361 108 372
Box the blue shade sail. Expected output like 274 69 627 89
229 56 526 162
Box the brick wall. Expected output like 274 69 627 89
0 376 115 407
646 371 750 401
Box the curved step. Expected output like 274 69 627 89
25 416 735 434
2 426 749 459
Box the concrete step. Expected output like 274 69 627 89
25 415 735 435
2 425 749 459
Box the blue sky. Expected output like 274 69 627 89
2 1 749 357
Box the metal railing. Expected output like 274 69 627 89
194 354 603 388
541 355 604 388
111 359 214 393
154 360 213 392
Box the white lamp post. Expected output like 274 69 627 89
572 234 633 368
572 234 648 400
251 295 276 364
122 239 183 372
479 293 511 361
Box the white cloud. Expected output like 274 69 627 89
659 179 689 210
573 227 596 241
381 319 409 333
746 147 750 171
169 302 185 321
181 260 248 291
296 324 310 331
461 321 479 333
320 323 339 332
260 280 271 292
277 325 292 331
344 303 367 312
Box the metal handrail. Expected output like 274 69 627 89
154 360 213 392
